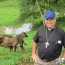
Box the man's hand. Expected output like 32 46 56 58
54 58 65 64
31 42 38 62
54 59 60 64
31 54 38 62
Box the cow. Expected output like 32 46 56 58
0 32 28 52
0 34 4 45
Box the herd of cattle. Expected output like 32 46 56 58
0 32 28 52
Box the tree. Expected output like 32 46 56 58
18 0 65 23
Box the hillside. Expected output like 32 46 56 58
0 0 20 27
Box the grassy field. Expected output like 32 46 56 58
0 30 65 65
0 7 20 27
0 31 36 65
0 0 20 27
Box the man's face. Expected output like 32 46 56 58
44 18 56 28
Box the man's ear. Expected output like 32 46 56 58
54 18 56 22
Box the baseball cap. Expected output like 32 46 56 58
45 11 55 19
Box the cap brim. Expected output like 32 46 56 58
45 17 55 19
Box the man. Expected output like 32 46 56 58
32 11 65 65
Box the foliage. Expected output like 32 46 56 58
0 0 65 28
18 0 65 29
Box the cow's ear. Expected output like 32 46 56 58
24 33 28 37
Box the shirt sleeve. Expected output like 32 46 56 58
62 32 65 48
33 30 39 43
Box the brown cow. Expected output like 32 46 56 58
0 34 4 45
0 32 28 52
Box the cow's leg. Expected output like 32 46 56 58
20 45 25 52
10 46 13 51
20 40 25 50
20 42 25 51
13 46 17 52
14 46 17 52
15 46 17 52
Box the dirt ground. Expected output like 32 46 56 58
18 62 33 65
17 59 34 65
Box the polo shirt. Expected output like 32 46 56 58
34 26 65 62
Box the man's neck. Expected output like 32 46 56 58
47 25 56 29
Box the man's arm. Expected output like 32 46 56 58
62 49 65 59
57 49 65 63
31 42 38 62
62 32 65 61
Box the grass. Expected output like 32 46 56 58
0 30 65 65
0 47 21 65
0 31 36 65
0 0 19 7
0 7 20 27
0 0 20 27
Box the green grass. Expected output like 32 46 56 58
0 0 19 7
0 31 36 65
0 7 20 27
0 47 24 65
0 0 20 27
0 30 65 65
